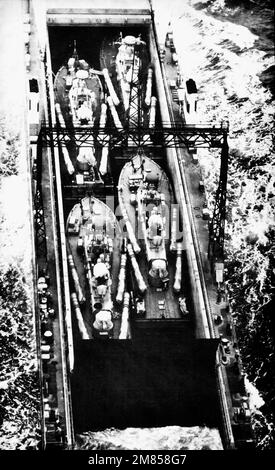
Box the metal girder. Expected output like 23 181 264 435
126 42 143 129
33 128 47 261
208 136 229 263
40 123 228 150
34 187 47 260
126 78 141 129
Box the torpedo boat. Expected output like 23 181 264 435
66 196 126 340
100 33 152 128
118 152 190 322
54 42 104 184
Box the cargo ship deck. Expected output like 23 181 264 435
25 0 254 450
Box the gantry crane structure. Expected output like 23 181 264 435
40 122 229 269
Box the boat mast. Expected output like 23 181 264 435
72 39 78 62
126 41 142 135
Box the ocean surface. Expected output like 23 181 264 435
76 0 274 450
76 426 223 450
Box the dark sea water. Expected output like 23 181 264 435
76 0 274 450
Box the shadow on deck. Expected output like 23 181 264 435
71 337 220 432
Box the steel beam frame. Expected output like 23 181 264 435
33 131 47 261
40 123 229 150
208 136 229 263
34 187 47 260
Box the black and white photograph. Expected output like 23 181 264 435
0 0 274 457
